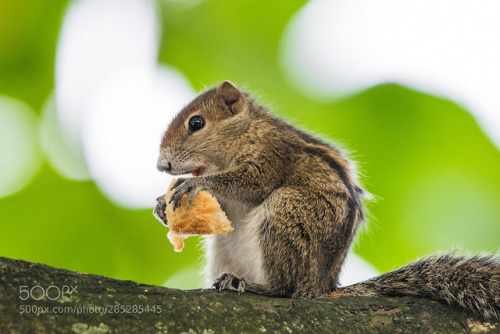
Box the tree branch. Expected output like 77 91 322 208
0 257 498 333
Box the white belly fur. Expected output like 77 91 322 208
203 197 268 288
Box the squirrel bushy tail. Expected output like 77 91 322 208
338 253 500 319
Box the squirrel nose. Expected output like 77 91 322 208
157 157 172 173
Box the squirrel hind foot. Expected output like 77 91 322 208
213 273 272 296
213 273 246 293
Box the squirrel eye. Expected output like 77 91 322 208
188 115 205 133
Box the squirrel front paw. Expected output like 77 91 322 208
167 177 205 211
153 195 168 226
213 273 247 293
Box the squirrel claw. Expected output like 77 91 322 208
169 191 183 211
187 188 199 208
153 195 168 226
168 178 200 211
168 178 205 211
171 178 187 189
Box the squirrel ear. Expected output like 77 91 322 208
215 80 244 115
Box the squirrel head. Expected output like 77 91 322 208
157 80 250 176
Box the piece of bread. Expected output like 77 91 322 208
165 179 233 252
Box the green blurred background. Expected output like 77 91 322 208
0 0 498 289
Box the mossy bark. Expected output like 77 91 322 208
0 257 498 333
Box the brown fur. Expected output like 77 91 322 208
339 253 500 319
155 81 499 319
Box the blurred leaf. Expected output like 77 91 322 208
0 0 69 110
159 0 307 93
0 96 42 197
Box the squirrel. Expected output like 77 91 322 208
153 80 500 319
